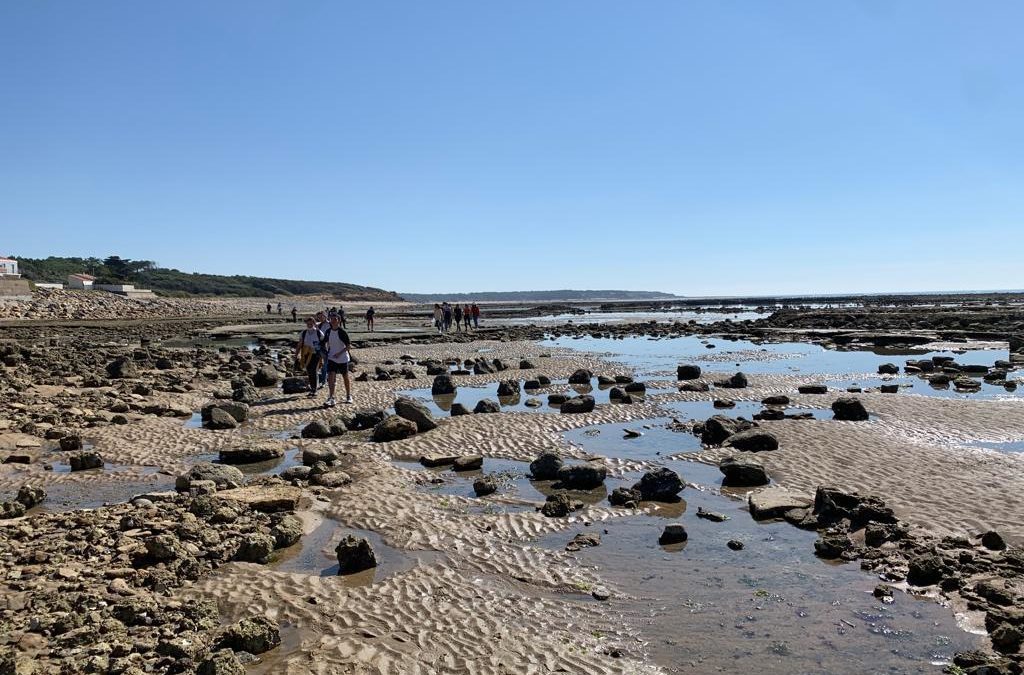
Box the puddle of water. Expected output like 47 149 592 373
542 336 1018 403
503 309 769 326
271 517 444 586
184 412 204 429
32 469 175 512
967 439 1024 454
562 418 703 462
189 448 304 476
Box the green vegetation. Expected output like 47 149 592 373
14 256 402 300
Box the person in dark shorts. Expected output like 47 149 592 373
290 306 298 323
294 317 324 397
453 304 463 332
463 304 472 331
321 314 353 406
365 306 375 332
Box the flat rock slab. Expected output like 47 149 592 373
748 487 812 520
214 485 302 513
0 433 44 451
419 454 458 468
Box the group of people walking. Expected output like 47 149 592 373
433 302 479 333
294 309 353 407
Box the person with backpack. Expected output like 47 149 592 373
294 317 324 398
321 314 354 406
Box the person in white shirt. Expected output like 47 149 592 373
321 314 353 406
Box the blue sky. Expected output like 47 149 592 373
1 1 1021 296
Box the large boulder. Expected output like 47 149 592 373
658 523 688 545
371 415 418 442
234 533 276 563
560 395 596 415
725 429 779 452
832 397 869 421
530 452 563 480
877 363 900 375
431 374 456 396
717 372 748 389
748 487 812 520
556 461 607 489
677 364 702 380
336 535 377 574
719 456 768 487
178 463 245 491
394 397 438 432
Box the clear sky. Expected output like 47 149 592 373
1 1 1022 296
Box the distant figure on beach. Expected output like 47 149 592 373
277 302 282 315
290 306 297 323
433 303 443 333
295 316 324 398
453 304 463 332
463 304 473 331
471 303 480 328
442 303 453 333
337 305 347 329
266 303 272 314
365 306 376 332
315 311 330 386
322 314 353 406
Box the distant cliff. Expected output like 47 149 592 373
14 256 402 301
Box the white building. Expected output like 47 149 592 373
0 258 19 277
67 273 96 290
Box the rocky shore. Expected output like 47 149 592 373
1 299 1022 674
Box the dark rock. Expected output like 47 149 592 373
556 461 607 489
719 456 769 487
198 650 246 675
981 530 1007 551
269 514 303 548
394 397 438 432
632 467 684 501
906 553 946 586
202 402 249 423
877 363 900 375
725 429 778 452
813 486 897 528
609 487 640 507
335 535 377 574
105 357 137 379
452 455 483 471
431 374 456 395
718 372 748 389
814 531 854 559
879 384 899 394
530 452 563 480
217 615 281 655
301 420 346 439
701 415 754 445
69 451 103 471
547 394 568 405
58 434 83 451
677 364 701 380
727 539 745 551
218 443 284 465
798 384 828 394
623 382 646 393
179 463 245 490
565 532 601 552
541 493 580 517
234 533 276 562
206 407 239 430
679 381 710 392
761 395 790 405
251 366 281 387
560 395 596 415
831 397 869 421
371 415 418 442
346 409 387 431
568 369 592 384
281 376 309 394
15 484 45 509
658 523 687 545
473 476 497 496
473 399 500 414
450 403 471 416
519 360 535 370
497 379 521 397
